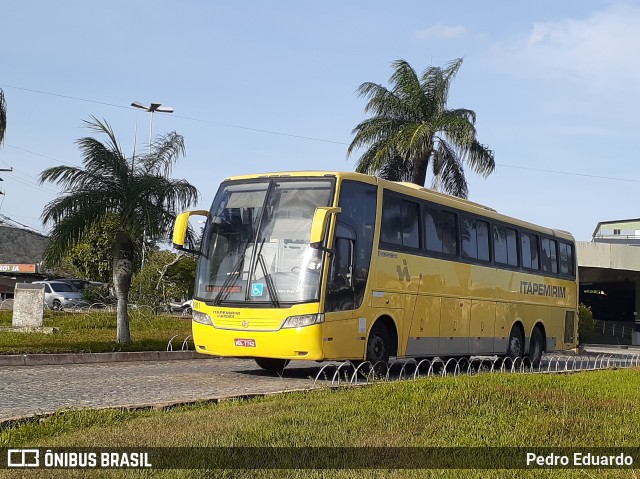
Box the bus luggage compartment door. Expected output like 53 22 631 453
439 298 470 355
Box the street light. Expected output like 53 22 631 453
131 101 174 154
131 101 174 269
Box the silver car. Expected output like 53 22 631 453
32 280 88 310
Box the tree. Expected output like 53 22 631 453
129 249 196 311
348 58 495 198
40 117 199 343
54 213 122 283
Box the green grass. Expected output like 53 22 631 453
0 310 192 354
1 370 639 478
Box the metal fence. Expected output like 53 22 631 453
313 354 640 386
594 320 634 341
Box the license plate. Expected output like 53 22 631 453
234 338 256 347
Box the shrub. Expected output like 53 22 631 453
578 303 595 344
83 284 114 304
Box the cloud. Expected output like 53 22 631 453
495 5 640 92
413 24 466 40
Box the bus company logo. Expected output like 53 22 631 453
520 281 567 298
7 449 40 468
397 260 410 282
242 320 249 328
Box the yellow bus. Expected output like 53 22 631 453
173 171 578 372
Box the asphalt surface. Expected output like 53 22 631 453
0 345 638 425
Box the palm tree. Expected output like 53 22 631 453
0 88 6 145
40 117 199 343
348 58 495 198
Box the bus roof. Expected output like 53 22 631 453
223 171 575 242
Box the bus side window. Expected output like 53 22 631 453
541 238 558 274
521 232 540 270
559 242 575 276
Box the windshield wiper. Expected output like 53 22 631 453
213 254 245 306
255 238 279 308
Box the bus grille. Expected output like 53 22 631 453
213 317 283 331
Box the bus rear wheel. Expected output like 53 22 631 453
506 326 524 359
366 323 390 364
255 358 290 373
528 328 545 367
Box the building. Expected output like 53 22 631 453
579 219 640 345
0 225 48 300
592 218 640 246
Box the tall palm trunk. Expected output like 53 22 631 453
113 232 134 343
411 154 430 187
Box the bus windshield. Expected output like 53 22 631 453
196 178 334 305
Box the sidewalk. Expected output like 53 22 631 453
581 344 640 356
0 350 213 367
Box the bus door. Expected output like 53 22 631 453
321 180 377 361
322 222 359 359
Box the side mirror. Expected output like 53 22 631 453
310 207 341 249
173 210 209 252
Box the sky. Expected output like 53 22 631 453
1 0 639 242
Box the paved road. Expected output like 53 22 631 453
1 346 638 423
0 358 320 423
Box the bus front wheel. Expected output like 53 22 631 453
255 358 290 373
506 326 524 359
366 323 390 364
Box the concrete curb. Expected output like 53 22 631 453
0 350 214 367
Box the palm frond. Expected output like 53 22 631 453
121 174 199 240
355 82 418 121
389 59 429 118
42 189 118 225
421 58 463 118
466 140 495 177
82 116 126 159
43 206 114 266
377 153 413 182
355 135 403 175
431 140 468 198
141 131 186 176
348 118 407 157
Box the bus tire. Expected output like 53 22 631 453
506 325 524 359
529 328 545 367
255 358 290 373
366 322 391 364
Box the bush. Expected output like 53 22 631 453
83 284 114 304
578 303 595 344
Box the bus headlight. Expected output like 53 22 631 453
281 313 325 329
192 311 214 326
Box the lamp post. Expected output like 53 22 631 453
131 101 174 269
131 101 174 155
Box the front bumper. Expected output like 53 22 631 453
192 321 324 360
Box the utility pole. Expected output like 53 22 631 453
0 167 11 196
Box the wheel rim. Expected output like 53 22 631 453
508 332 522 357
369 334 386 362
